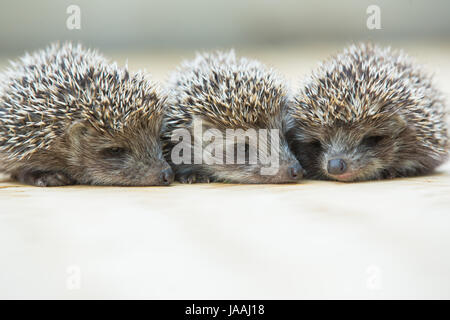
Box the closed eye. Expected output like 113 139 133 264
361 135 385 147
101 147 128 158
310 140 321 149
236 143 250 157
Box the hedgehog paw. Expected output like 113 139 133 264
195 174 213 183
14 170 76 187
177 173 211 184
381 169 397 179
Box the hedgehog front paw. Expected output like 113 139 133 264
13 170 76 187
195 174 213 183
177 173 211 184
381 169 397 179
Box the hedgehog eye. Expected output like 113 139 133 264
102 147 127 158
244 143 250 155
236 143 250 157
309 140 322 148
361 135 385 147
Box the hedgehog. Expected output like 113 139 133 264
288 43 449 182
163 50 303 184
0 43 173 186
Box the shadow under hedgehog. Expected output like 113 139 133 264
0 43 173 186
288 43 449 182
163 50 303 184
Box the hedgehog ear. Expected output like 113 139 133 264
191 115 216 130
67 121 94 146
385 114 408 135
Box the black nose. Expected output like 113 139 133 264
327 159 347 175
288 162 304 180
159 167 174 185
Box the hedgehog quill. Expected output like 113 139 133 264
164 50 303 184
289 43 449 182
0 43 173 186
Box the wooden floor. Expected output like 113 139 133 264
1 43 450 299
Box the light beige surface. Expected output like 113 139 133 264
0 44 450 299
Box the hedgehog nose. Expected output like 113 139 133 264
288 162 304 180
159 167 174 185
328 158 347 175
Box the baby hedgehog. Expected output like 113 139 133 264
0 43 173 186
164 50 303 183
288 43 449 182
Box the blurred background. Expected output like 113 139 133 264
1 0 450 87
1 0 450 53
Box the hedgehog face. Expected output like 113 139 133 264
210 137 303 184
289 117 408 182
66 121 173 186
193 118 303 184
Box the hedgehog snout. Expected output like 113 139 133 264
159 167 174 186
287 161 304 180
327 158 348 175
